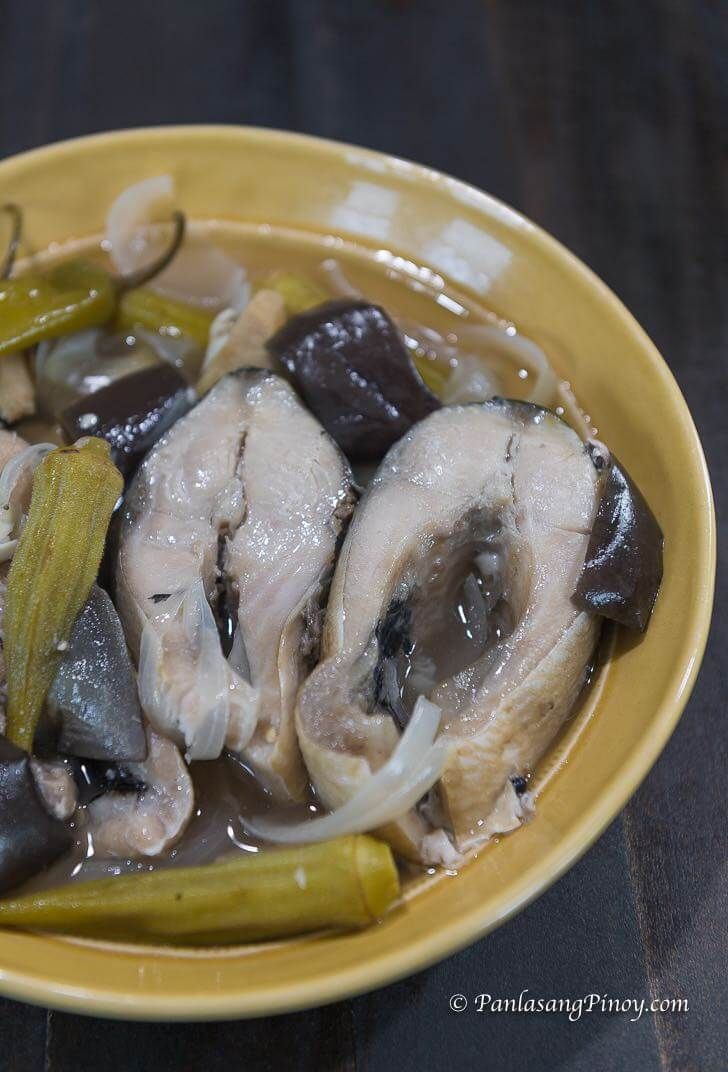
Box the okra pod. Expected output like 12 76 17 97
0 835 400 944
4 438 124 751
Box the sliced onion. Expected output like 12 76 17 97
201 306 238 372
106 176 249 310
35 329 164 419
456 325 558 406
139 582 228 760
106 175 175 276
151 243 249 311
227 271 251 314
557 380 596 439
441 352 497 404
105 173 174 274
320 258 361 299
244 696 449 844
138 579 257 761
134 326 201 379
0 442 55 546
318 259 560 408
401 321 456 364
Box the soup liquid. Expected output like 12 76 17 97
17 221 598 892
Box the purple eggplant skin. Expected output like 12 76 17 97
60 364 194 477
0 737 72 893
266 300 441 461
575 453 663 631
46 585 147 763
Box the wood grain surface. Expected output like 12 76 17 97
0 2 725 1069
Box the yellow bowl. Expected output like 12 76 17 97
0 126 715 1019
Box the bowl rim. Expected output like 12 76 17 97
0 124 716 1020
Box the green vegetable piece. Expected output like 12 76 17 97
0 835 400 944
261 271 329 316
117 288 214 349
0 261 115 358
4 438 124 752
0 203 22 281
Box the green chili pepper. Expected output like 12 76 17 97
0 261 116 358
0 835 401 944
260 270 329 316
116 287 214 349
0 209 187 359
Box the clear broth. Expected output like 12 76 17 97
14 221 599 893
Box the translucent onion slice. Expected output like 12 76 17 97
318 260 559 407
149 241 249 311
557 380 596 439
106 175 176 277
138 579 257 762
245 697 449 844
133 327 202 380
106 176 249 310
0 442 55 556
35 329 162 420
440 352 498 405
455 325 558 406
138 583 228 761
320 258 361 299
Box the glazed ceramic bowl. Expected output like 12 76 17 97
0 127 715 1019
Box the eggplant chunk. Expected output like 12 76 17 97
0 737 72 893
266 299 440 461
575 451 663 630
46 585 147 762
297 401 601 860
61 364 194 476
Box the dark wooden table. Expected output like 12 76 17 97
0 2 725 1069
